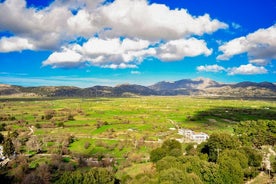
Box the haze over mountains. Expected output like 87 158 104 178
1 78 276 98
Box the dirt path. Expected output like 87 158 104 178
168 119 179 129
245 172 265 184
28 126 34 136
268 147 276 156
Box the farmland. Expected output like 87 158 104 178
0 96 275 183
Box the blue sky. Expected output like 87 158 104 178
0 0 275 87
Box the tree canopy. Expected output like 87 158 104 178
200 133 241 162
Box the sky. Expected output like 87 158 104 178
0 0 275 87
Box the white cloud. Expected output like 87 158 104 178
0 0 227 53
197 63 268 76
81 37 152 65
0 0 227 68
67 10 100 37
156 38 212 61
42 48 84 68
217 24 276 64
50 0 104 10
100 0 227 40
0 0 74 50
249 59 269 66
43 37 152 68
43 37 213 68
227 64 267 75
197 64 225 73
0 36 35 52
102 63 138 69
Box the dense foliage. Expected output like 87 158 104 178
234 120 276 147
150 139 182 162
56 168 115 184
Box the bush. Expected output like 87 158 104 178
84 142 91 149
35 123 41 129
44 110 55 120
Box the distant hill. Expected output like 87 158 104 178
148 78 222 95
1 78 276 98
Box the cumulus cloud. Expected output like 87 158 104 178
0 36 35 52
81 37 153 65
197 64 225 73
67 10 100 37
197 63 268 75
0 0 74 50
43 37 213 68
217 24 276 65
227 64 267 75
0 0 228 68
42 47 84 68
156 38 212 61
249 59 269 66
43 37 153 68
100 0 227 40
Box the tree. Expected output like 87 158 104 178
150 147 166 163
150 139 182 163
241 147 262 167
272 161 276 173
218 149 248 169
130 173 158 184
161 139 182 157
185 143 197 155
179 156 222 184
159 168 203 184
56 168 115 184
0 123 6 131
0 132 4 144
36 164 51 183
156 156 183 172
3 137 15 156
234 120 276 147
22 173 45 184
200 133 241 162
218 156 244 184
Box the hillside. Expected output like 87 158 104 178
0 78 276 98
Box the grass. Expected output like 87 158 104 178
247 172 274 184
116 162 154 178
1 96 275 158
29 156 48 169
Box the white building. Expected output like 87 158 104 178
178 129 209 143
178 129 193 137
190 132 209 142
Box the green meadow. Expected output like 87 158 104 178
1 97 275 156
0 96 275 182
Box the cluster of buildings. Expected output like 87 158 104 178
178 128 209 143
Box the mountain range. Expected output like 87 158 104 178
1 78 276 98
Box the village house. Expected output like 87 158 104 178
178 128 209 143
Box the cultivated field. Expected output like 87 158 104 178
0 96 275 182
